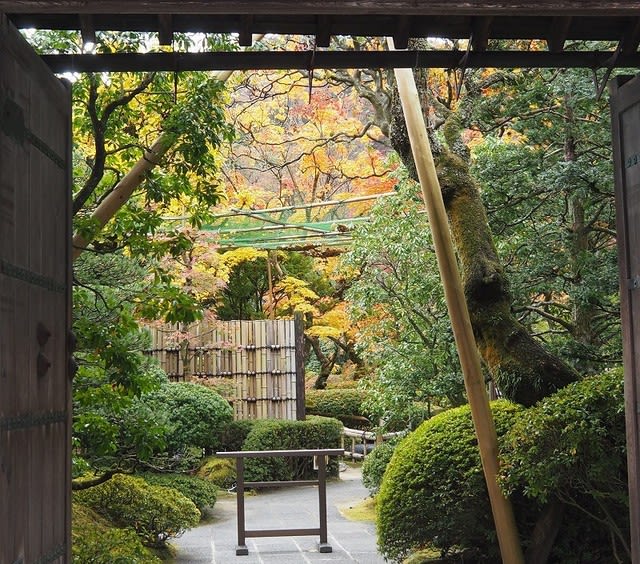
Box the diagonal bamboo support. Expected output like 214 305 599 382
388 37 524 564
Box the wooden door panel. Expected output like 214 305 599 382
0 14 71 564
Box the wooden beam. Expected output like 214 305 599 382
315 15 331 48
548 16 572 52
622 17 640 54
471 16 493 52
2 1 639 16
41 49 640 73
393 15 411 50
157 13 173 46
239 15 253 47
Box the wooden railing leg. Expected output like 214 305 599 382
317 455 332 553
236 457 249 556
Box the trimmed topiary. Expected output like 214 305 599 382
139 472 218 513
306 388 372 429
501 368 628 563
377 400 523 562
242 415 343 482
218 419 257 452
74 473 200 547
362 437 402 495
72 502 161 564
142 382 233 454
196 456 237 488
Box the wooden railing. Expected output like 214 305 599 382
216 448 344 556
341 427 405 460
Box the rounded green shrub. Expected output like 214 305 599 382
306 389 371 429
501 368 628 562
242 415 343 482
218 419 257 451
72 502 161 564
377 400 523 562
143 382 233 453
196 456 237 488
139 472 218 513
362 437 402 495
74 473 200 547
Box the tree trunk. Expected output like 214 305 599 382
525 499 566 564
389 63 578 406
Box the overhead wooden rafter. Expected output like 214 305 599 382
3 1 640 72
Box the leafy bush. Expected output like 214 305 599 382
196 456 237 488
72 502 160 563
362 437 402 495
218 419 257 451
139 472 218 513
242 416 343 482
306 389 372 429
377 401 524 562
501 368 629 562
74 474 200 547
142 382 233 454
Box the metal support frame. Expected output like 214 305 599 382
216 448 344 556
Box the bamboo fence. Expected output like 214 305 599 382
145 319 303 421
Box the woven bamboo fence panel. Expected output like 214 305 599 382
145 319 303 421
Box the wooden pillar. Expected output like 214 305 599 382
294 312 306 420
388 38 524 564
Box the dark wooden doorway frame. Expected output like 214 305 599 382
1 2 640 562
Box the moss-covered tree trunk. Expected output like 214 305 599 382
389 62 578 407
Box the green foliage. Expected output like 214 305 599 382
362 438 401 495
139 472 218 513
305 388 372 428
196 456 237 489
73 254 171 475
468 68 620 375
344 184 465 427
142 382 233 454
72 502 161 564
377 401 524 562
242 416 343 482
218 419 257 451
501 368 629 561
74 474 200 547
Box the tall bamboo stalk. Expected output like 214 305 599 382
388 38 524 564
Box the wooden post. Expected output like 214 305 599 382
294 312 306 420
388 38 524 564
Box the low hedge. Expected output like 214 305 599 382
377 401 524 562
72 502 160 564
74 473 200 547
362 437 402 495
242 415 343 482
196 456 237 488
305 389 372 429
139 472 218 513
218 419 257 452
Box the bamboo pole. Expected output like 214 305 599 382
387 38 524 564
72 38 264 261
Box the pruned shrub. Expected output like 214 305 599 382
142 382 233 454
306 388 371 429
196 456 237 488
74 474 200 547
501 368 628 563
139 472 218 513
218 419 257 452
72 502 160 563
242 415 343 482
377 401 524 562
362 437 402 495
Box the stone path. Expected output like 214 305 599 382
170 465 386 563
